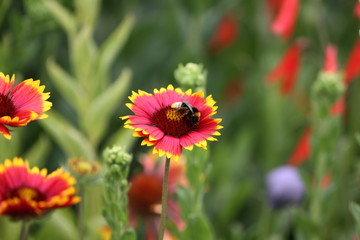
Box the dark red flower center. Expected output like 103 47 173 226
128 175 163 216
0 94 15 117
6 187 46 201
152 106 198 137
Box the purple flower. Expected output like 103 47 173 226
266 165 305 209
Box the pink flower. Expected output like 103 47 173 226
268 0 299 40
127 153 186 239
121 85 222 161
266 40 303 94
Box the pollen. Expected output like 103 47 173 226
166 108 184 121
152 106 195 137
7 187 45 201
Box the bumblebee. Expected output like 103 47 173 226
171 100 201 125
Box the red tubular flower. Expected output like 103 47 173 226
354 2 360 19
208 14 237 53
322 44 345 115
344 40 360 85
221 79 243 108
0 157 80 220
128 154 186 240
121 85 222 161
0 73 52 139
323 44 338 73
269 0 299 40
330 97 345 116
266 40 303 94
288 128 310 166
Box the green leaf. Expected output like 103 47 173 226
42 0 77 39
350 201 360 237
34 209 77 240
24 135 51 168
183 214 213 240
71 26 98 94
105 128 136 150
39 110 96 160
96 14 135 86
122 229 137 240
46 58 84 112
0 0 10 28
0 129 22 160
75 0 101 29
82 68 132 144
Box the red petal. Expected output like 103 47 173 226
330 97 345 116
323 44 338 73
354 2 360 19
266 40 302 94
344 39 360 85
288 127 311 166
208 14 237 53
271 0 299 40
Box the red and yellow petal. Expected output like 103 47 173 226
0 157 80 219
10 79 52 119
0 73 15 95
0 124 11 139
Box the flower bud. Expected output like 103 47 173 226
311 72 344 110
174 63 207 91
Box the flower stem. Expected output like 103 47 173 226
78 187 85 240
19 221 28 240
158 157 171 240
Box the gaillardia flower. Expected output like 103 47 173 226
121 85 222 160
0 157 80 220
0 73 52 139
128 153 186 239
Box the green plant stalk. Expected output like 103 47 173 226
310 150 327 240
77 187 85 240
158 157 171 240
19 221 28 240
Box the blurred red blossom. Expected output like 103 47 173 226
208 14 237 53
222 79 243 106
344 39 360 85
320 173 332 189
128 153 187 240
323 44 338 73
330 97 345 116
267 0 299 40
323 44 345 116
354 2 360 18
266 40 304 95
288 127 311 167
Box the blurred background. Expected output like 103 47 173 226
0 0 360 239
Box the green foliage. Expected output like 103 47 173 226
0 0 360 239
102 146 135 240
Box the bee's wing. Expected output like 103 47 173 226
180 97 194 113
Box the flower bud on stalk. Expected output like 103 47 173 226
102 146 135 240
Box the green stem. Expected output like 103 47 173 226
158 157 171 240
78 186 85 240
19 221 28 240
